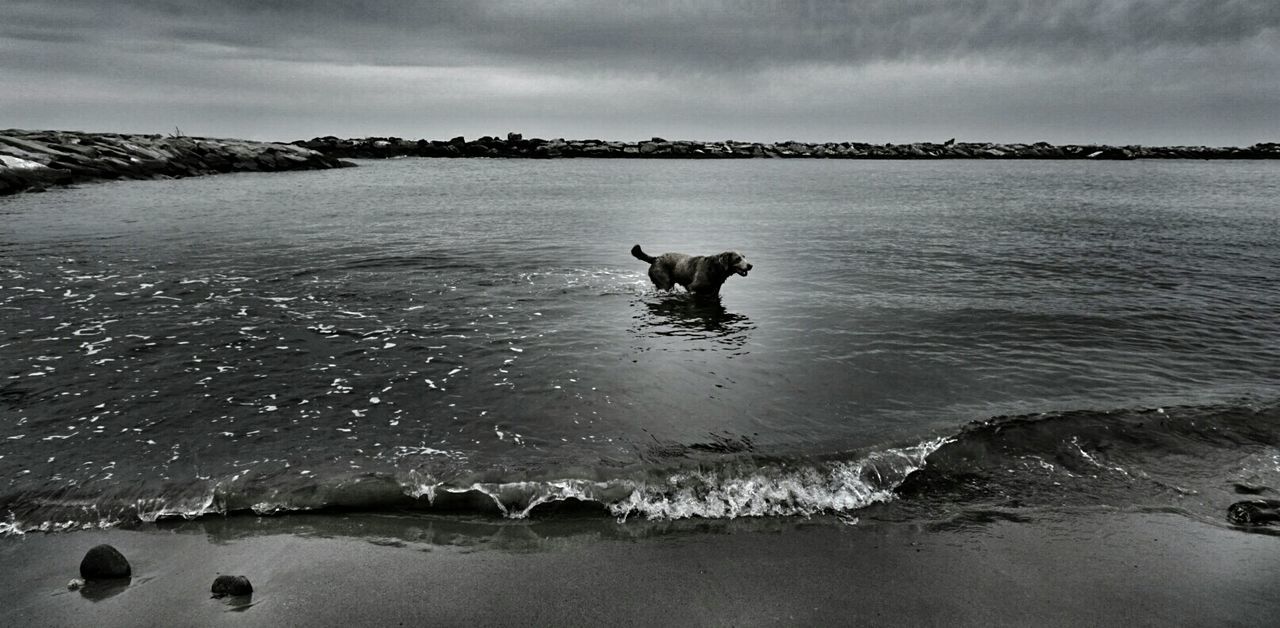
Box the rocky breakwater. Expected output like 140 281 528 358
0 130 354 196
295 133 1280 161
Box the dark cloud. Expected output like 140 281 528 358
1 1 1276 143
7 0 1274 68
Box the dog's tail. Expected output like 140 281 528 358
631 244 656 264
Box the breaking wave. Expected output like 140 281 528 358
0 438 945 534
405 437 945 520
4 401 1279 535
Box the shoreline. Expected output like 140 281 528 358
3 510 1277 626
297 133 1280 161
0 130 353 196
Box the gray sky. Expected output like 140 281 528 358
3 0 1277 144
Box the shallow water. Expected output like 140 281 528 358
2 158 1279 530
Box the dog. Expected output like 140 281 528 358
631 244 753 297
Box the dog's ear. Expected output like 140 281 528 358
716 252 734 270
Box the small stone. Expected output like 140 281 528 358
1227 500 1280 526
67 578 85 590
79 544 131 580
1233 483 1268 495
211 575 253 597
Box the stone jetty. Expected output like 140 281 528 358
4 130 1274 196
0 130 353 196
295 133 1280 161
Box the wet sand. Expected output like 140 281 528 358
2 511 1277 627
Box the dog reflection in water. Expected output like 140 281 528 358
638 294 754 345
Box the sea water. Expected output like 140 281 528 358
2 158 1279 531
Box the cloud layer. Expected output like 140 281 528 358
3 1 1277 143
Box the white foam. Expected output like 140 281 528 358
251 502 304 515
401 446 459 457
135 493 220 522
401 438 948 521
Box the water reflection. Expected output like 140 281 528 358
632 294 754 349
161 510 845 553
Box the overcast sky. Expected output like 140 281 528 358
2 1 1276 144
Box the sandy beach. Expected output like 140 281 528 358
3 510 1277 627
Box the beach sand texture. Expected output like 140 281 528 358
3 511 1278 627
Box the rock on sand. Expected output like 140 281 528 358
79 544 131 580
211 574 254 597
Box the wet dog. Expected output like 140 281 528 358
631 244 753 297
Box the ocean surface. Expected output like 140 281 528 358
2 158 1279 533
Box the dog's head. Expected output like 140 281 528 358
717 251 753 277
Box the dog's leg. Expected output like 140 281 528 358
688 281 721 297
686 262 722 296
649 266 675 291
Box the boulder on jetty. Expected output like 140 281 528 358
292 134 1280 162
0 129 354 196
79 544 131 580
211 574 254 597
